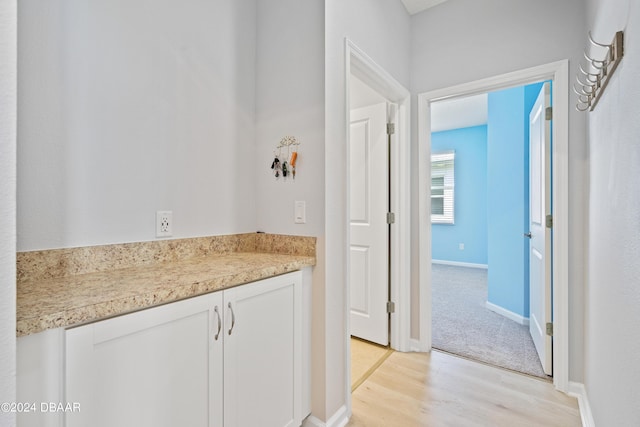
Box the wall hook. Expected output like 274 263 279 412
578 64 600 84
575 30 624 112
588 31 612 50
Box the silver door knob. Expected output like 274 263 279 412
524 232 532 238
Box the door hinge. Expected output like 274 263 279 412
546 214 553 228
386 212 395 224
386 301 396 314
546 322 553 336
545 107 553 120
387 123 395 135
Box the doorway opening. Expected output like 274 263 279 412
429 82 552 379
344 39 412 409
348 74 396 390
418 60 570 392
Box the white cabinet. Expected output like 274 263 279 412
65 291 223 427
223 273 302 427
64 270 303 427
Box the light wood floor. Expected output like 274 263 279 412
350 337 394 391
347 350 581 427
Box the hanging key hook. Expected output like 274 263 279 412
575 75 595 95
572 86 591 104
579 63 600 84
576 102 591 112
584 51 606 70
588 31 612 49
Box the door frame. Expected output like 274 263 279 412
417 60 570 392
344 38 412 408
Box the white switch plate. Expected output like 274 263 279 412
459 243 464 250
156 211 173 237
294 201 306 224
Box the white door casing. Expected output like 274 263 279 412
528 82 553 376
418 60 570 392
349 102 389 346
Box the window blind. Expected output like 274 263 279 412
431 151 455 224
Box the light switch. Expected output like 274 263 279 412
295 201 306 224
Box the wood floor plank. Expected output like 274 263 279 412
348 350 581 427
351 337 394 390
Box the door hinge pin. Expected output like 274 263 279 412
387 301 395 314
546 322 553 336
386 212 395 224
387 123 395 135
545 107 553 120
546 214 553 228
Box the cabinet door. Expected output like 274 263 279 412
223 271 302 427
65 292 223 427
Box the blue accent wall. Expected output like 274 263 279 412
431 82 546 320
431 125 488 265
486 83 543 319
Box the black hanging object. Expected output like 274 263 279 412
271 157 280 169
282 162 288 177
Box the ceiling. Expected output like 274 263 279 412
430 94 488 133
400 0 449 15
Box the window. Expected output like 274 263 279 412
431 151 455 224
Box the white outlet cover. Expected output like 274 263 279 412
156 211 173 237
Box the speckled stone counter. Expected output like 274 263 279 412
17 234 315 337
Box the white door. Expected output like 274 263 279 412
528 82 552 376
349 102 389 346
223 272 302 427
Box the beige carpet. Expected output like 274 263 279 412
432 263 548 379
350 337 393 391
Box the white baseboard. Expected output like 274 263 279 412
485 301 530 326
409 338 428 352
568 382 595 427
303 405 349 427
432 259 488 269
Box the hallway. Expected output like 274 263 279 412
347 349 580 427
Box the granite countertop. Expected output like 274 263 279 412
17 234 315 337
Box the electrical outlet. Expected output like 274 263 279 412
156 211 173 237
459 243 464 250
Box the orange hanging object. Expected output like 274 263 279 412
290 151 298 167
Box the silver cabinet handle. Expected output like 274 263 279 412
214 306 222 341
524 232 532 238
228 302 235 335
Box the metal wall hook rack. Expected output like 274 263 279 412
271 136 300 180
575 31 624 112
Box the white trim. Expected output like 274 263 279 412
409 338 427 352
568 382 595 427
485 301 530 326
344 38 412 417
303 405 349 427
418 60 570 393
432 259 488 269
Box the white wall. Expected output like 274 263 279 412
325 0 410 421
253 0 326 420
350 75 387 109
583 0 640 424
0 0 17 425
409 0 588 381
255 0 324 238
17 0 257 251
